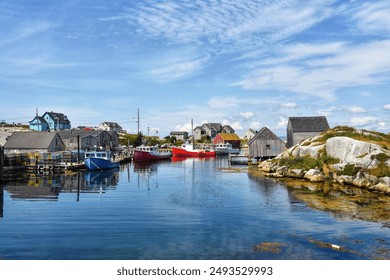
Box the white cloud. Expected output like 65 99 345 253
348 106 366 113
318 106 339 117
349 1 390 34
276 116 288 130
281 102 297 109
234 40 390 100
239 112 255 119
124 0 339 49
149 56 209 82
349 116 377 126
384 104 390 110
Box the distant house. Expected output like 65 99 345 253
248 127 286 159
193 123 235 141
4 132 65 154
29 116 49 132
242 129 256 141
29 111 71 131
213 133 241 149
58 130 119 151
170 131 189 141
98 122 123 133
287 116 330 148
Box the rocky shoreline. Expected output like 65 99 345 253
257 127 390 194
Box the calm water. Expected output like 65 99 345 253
0 157 389 260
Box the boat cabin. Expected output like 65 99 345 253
85 151 113 160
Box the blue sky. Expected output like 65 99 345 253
1 0 389 137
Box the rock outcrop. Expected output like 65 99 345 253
259 127 390 194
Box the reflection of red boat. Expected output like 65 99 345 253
133 146 172 161
171 143 216 157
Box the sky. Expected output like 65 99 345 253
0 0 389 138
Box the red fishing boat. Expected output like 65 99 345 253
171 143 216 157
133 146 172 161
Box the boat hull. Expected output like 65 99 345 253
172 147 216 157
133 150 172 161
215 148 240 155
85 157 120 171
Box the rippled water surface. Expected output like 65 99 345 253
1 157 389 260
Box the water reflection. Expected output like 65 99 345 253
0 185 3 218
247 167 390 224
1 169 119 204
133 161 159 192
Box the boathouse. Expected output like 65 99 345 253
213 133 241 149
248 127 285 160
58 130 119 151
3 131 66 154
170 131 189 141
287 116 330 148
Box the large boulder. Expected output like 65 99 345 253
326 137 388 168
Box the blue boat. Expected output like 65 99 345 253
85 151 120 171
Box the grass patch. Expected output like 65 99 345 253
337 164 361 176
279 155 338 171
317 126 390 150
368 163 390 178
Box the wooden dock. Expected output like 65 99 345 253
25 162 85 174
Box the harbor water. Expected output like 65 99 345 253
0 157 389 260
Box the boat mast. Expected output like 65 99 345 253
191 118 194 146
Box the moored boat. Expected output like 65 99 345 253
172 143 216 157
133 146 172 161
85 151 120 171
214 143 240 155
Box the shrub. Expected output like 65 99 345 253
338 164 361 176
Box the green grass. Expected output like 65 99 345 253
279 154 338 171
317 126 390 150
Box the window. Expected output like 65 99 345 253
266 144 271 149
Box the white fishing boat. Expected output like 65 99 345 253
214 143 240 155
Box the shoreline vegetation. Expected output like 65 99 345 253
256 126 390 195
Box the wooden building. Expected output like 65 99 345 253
287 116 329 148
169 131 189 141
213 133 241 149
58 130 119 151
3 132 66 154
248 127 285 160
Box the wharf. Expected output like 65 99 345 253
25 162 85 174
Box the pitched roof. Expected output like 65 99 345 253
203 123 222 131
249 127 284 145
29 116 48 124
100 122 122 128
4 132 60 149
222 125 235 132
43 112 71 124
170 131 188 135
216 133 240 141
58 130 100 139
288 116 329 133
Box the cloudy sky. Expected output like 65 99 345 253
1 0 389 137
